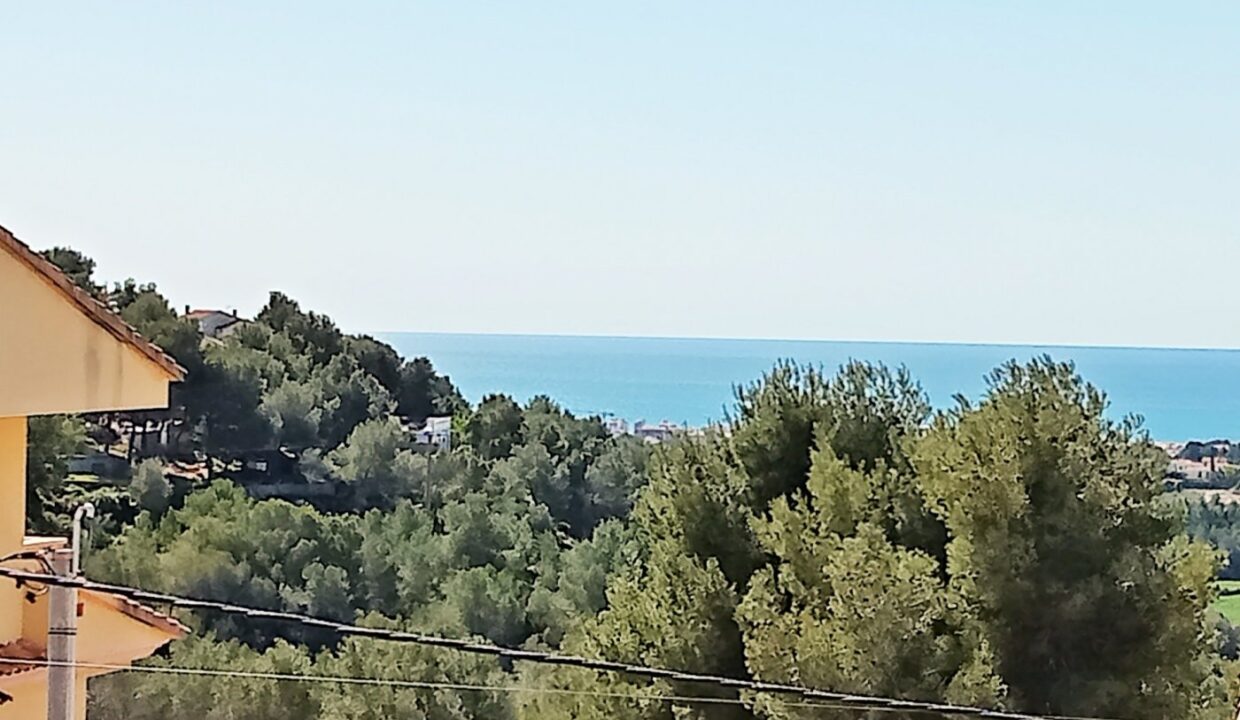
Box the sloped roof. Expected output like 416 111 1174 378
184 308 231 319
84 589 190 638
0 639 43 680
0 223 186 381
0 593 187 688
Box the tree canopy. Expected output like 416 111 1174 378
526 359 1231 720
87 359 1240 720
29 244 1240 720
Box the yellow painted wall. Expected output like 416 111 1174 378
20 589 181 667
0 249 172 418
0 238 181 718
0 669 51 720
0 417 25 645
9 588 182 716
0 671 89 720
78 593 182 664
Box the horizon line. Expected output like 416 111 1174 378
370 329 1240 355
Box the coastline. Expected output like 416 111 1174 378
381 332 1240 442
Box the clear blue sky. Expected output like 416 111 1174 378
2 2 1237 347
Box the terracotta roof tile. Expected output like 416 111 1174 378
0 640 44 679
84 589 190 638
0 223 186 381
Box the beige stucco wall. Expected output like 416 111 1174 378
0 417 25 644
1 582 182 719
0 669 52 720
0 240 181 718
0 670 89 720
20 589 181 667
0 248 172 418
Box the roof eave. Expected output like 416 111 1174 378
0 223 187 382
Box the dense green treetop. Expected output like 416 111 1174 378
529 359 1231 720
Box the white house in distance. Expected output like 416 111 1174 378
603 417 689 443
414 416 452 451
633 420 683 443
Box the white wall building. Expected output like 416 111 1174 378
415 416 452 451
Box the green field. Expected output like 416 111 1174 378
1214 580 1240 623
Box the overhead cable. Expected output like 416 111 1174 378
0 567 1122 720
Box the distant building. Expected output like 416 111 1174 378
184 308 245 338
603 417 630 436
233 449 301 483
1169 458 1217 480
633 420 682 444
414 416 452 451
1176 440 1234 462
67 451 131 480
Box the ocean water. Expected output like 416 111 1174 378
380 333 1240 441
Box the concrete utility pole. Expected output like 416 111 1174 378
48 503 93 720
46 548 76 720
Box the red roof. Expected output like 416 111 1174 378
184 309 223 319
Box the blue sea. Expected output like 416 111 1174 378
380 333 1240 441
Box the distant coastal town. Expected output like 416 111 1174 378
1159 439 1240 502
601 417 703 443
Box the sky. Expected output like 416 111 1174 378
2 2 1238 348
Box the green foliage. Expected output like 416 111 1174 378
1185 497 1240 579
92 409 648 648
130 458 172 516
257 291 345 365
315 619 515 719
29 260 1222 720
527 520 643 646
913 360 1213 718
460 396 644 536
26 415 88 534
41 246 102 296
90 628 518 720
91 482 360 645
312 355 395 448
38 247 464 468
33 244 663 718
120 291 204 375
522 536 749 720
533 359 1231 720
107 278 159 312
180 290 449 458
328 417 425 508
466 394 525 460
89 637 317 720
261 378 326 449
398 356 467 420
345 335 403 396
197 343 275 455
732 361 929 508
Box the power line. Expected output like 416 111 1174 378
0 657 884 714
0 567 1120 720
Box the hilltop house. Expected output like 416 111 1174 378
184 307 244 339
0 224 187 719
